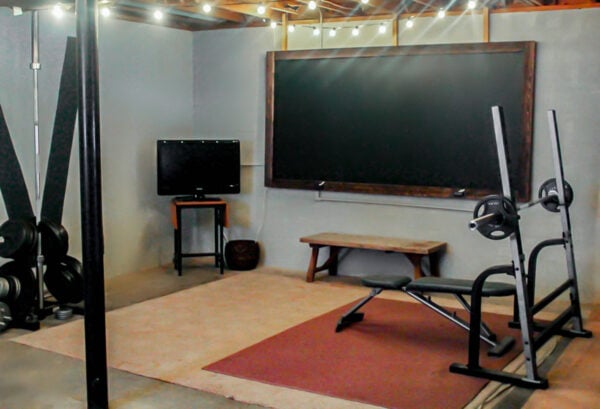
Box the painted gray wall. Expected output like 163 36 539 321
193 9 600 302
0 9 194 277
1 7 596 303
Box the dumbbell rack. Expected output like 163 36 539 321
450 106 592 388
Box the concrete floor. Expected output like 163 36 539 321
0 262 592 409
0 262 264 409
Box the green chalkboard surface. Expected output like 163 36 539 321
265 42 535 201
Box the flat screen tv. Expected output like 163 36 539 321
157 139 240 199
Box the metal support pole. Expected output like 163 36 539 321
491 105 539 381
30 11 45 313
76 0 109 407
546 110 586 333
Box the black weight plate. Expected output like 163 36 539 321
538 178 573 213
44 255 83 304
472 195 518 240
0 219 37 260
38 220 69 262
0 261 36 323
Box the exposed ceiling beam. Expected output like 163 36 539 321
216 3 283 20
0 0 74 9
176 3 248 23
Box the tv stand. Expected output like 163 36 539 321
175 195 221 202
170 198 227 275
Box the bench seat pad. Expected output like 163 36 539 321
406 277 515 297
361 275 412 290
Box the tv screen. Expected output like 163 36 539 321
157 139 240 198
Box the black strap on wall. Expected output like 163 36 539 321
0 105 34 220
41 36 78 224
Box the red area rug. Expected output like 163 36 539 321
205 298 521 409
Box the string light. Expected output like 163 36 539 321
405 17 414 28
352 26 359 36
467 0 477 9
100 6 111 17
361 0 369 3
329 27 337 37
437 8 446 18
153 9 163 20
288 24 295 32
270 20 277 28
52 3 64 18
257 4 266 14
202 3 212 12
313 27 320 36
378 23 386 34
308 0 317 10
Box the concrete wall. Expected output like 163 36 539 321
193 8 600 302
0 9 194 276
1 7 597 303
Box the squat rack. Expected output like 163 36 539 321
449 106 592 388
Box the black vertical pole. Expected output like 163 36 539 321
75 1 109 408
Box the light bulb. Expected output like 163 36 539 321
153 9 163 20
361 0 369 4
270 21 277 28
352 26 359 36
100 6 110 17
257 5 266 14
313 27 320 36
437 8 446 18
378 23 386 34
329 28 336 37
308 0 317 10
405 18 414 28
202 3 212 12
288 24 295 33
467 0 477 9
52 4 64 18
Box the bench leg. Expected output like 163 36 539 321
429 252 441 277
406 254 424 279
306 245 341 282
306 246 321 282
336 288 383 332
327 246 340 276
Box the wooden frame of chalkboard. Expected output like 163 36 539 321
265 42 536 201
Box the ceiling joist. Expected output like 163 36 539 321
1 0 598 30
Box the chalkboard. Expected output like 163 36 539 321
265 42 535 201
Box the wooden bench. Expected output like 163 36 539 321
299 232 447 282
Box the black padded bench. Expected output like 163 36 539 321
336 273 516 357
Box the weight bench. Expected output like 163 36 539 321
336 268 516 357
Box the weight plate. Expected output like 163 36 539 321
44 255 83 304
0 219 37 260
538 178 573 213
0 261 36 323
38 220 69 263
0 301 11 332
472 195 518 240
